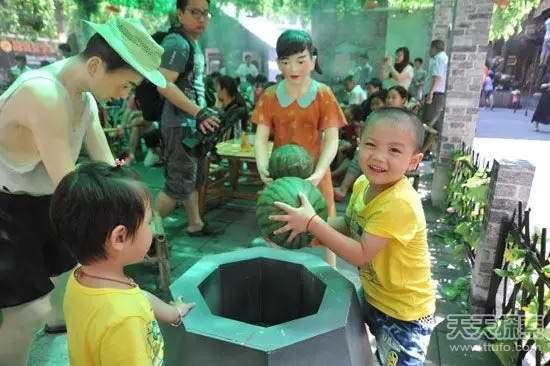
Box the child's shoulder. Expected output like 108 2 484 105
316 82 336 96
350 175 369 199
262 84 278 97
384 178 424 211
93 291 151 324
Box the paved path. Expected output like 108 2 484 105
474 108 550 228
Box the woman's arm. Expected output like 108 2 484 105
389 64 413 83
307 127 339 186
254 124 273 184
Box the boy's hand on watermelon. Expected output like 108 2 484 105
271 193 316 243
305 172 323 186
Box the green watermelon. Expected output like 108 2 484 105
268 144 314 180
256 177 328 249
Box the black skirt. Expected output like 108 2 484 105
532 91 550 125
0 192 76 308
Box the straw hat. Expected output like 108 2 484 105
83 17 166 88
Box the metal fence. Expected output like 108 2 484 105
486 202 549 366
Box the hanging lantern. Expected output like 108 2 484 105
364 0 378 10
495 0 510 9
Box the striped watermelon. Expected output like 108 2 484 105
268 144 314 180
256 177 328 249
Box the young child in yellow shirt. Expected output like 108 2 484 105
50 162 194 366
271 107 436 365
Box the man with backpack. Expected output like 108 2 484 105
153 0 222 235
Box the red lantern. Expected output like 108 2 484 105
364 0 378 10
495 0 510 9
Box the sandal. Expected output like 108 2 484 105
44 324 67 334
187 222 224 237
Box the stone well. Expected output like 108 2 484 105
162 247 371 366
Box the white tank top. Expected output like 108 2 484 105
0 70 94 195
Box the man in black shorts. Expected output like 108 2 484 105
155 0 222 236
0 18 166 365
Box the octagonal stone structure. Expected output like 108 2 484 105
162 247 372 366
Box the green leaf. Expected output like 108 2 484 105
453 244 466 257
494 268 512 278
454 222 470 237
441 285 458 301
491 339 519 366
534 329 550 353
490 0 541 41
543 264 550 277
454 276 470 290
512 273 527 284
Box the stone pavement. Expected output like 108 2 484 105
27 163 502 366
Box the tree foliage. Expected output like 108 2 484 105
103 0 175 15
489 0 541 41
0 0 57 39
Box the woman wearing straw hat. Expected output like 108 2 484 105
0 17 166 365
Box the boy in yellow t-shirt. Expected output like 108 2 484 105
50 162 194 366
272 107 436 365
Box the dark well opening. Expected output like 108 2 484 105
199 258 326 327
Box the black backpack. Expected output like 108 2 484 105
135 27 195 122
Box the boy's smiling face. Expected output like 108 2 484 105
358 121 422 191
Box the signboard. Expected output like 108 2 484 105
0 35 61 87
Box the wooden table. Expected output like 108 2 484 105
215 140 273 200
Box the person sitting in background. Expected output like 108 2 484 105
217 75 249 137
237 75 255 110
353 53 373 88
360 78 383 117
121 93 161 165
254 74 269 104
385 85 409 109
205 72 221 108
332 104 363 183
236 54 259 80
343 75 367 105
335 90 386 202
409 58 426 101
365 77 382 96
8 55 32 84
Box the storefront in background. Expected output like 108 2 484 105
0 35 61 88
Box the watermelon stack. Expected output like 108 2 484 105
256 177 328 249
268 144 314 180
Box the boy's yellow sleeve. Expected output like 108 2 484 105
100 317 162 366
365 198 419 244
346 175 366 217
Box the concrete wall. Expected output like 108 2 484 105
202 13 272 77
311 7 433 89
385 10 433 65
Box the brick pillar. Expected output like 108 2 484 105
431 0 454 45
470 159 535 314
431 0 495 208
